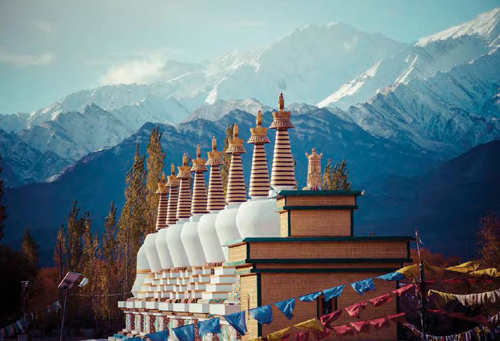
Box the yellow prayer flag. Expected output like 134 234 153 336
396 264 419 278
446 261 480 273
469 268 500 277
267 327 291 341
293 318 324 332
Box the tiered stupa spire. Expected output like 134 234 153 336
225 124 247 204
191 144 209 215
155 173 169 231
270 93 296 190
176 154 193 220
205 137 225 211
166 163 180 226
248 110 271 198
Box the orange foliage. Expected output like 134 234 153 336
409 247 461 267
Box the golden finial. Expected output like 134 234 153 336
192 144 207 172
256 109 262 126
156 172 168 193
178 153 192 179
167 163 179 187
278 92 284 110
161 172 166 182
227 123 246 154
212 137 217 151
248 109 270 144
182 154 188 166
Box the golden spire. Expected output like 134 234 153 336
226 123 246 154
206 136 223 166
305 148 323 190
156 172 168 194
167 163 179 187
177 153 192 179
270 93 293 130
191 144 208 172
248 109 270 144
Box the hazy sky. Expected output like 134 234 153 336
0 0 498 113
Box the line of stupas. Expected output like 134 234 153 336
128 93 310 314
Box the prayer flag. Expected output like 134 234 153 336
350 278 375 295
197 318 220 337
345 301 366 318
369 293 392 307
293 319 323 332
249 305 273 325
350 321 371 334
319 310 341 328
267 327 291 341
298 291 322 302
146 330 169 341
294 331 309 341
172 324 195 341
323 285 345 301
377 272 405 281
224 311 247 336
274 298 295 320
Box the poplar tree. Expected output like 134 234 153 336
101 202 118 320
21 225 39 266
323 159 352 190
118 144 147 292
0 156 6 241
66 201 90 270
145 126 165 235
53 224 67 280
221 124 234 195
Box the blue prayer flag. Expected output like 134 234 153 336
173 324 195 341
224 311 247 336
146 329 169 341
351 278 375 295
377 272 405 281
298 291 322 302
249 304 273 324
274 298 295 319
323 285 345 301
197 318 221 337
128 338 143 341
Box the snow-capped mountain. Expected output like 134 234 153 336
319 8 500 109
0 112 30 133
19 104 135 161
185 99 273 122
341 48 500 153
0 128 70 187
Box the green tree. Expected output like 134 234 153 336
21 225 39 266
322 158 352 190
0 156 6 241
145 126 165 235
118 144 147 292
477 213 500 268
221 124 235 195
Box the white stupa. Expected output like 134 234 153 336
215 124 245 260
131 245 149 297
198 137 226 263
236 110 280 238
180 144 208 266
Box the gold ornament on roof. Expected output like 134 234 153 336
167 163 179 187
305 148 323 190
156 172 168 194
270 92 293 130
177 153 192 179
206 136 223 166
191 144 208 172
248 109 270 144
226 123 246 154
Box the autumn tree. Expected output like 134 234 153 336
53 224 67 281
0 156 6 241
118 144 147 292
21 225 40 266
101 202 119 321
65 201 91 270
477 212 500 268
221 124 235 195
322 159 352 190
145 126 165 235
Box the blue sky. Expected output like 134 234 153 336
0 0 498 113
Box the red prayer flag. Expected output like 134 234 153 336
369 317 390 329
392 284 415 296
281 334 292 341
331 325 354 337
319 310 342 328
386 312 406 323
350 321 371 334
345 301 367 318
294 331 309 341
311 328 330 341
369 293 392 307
